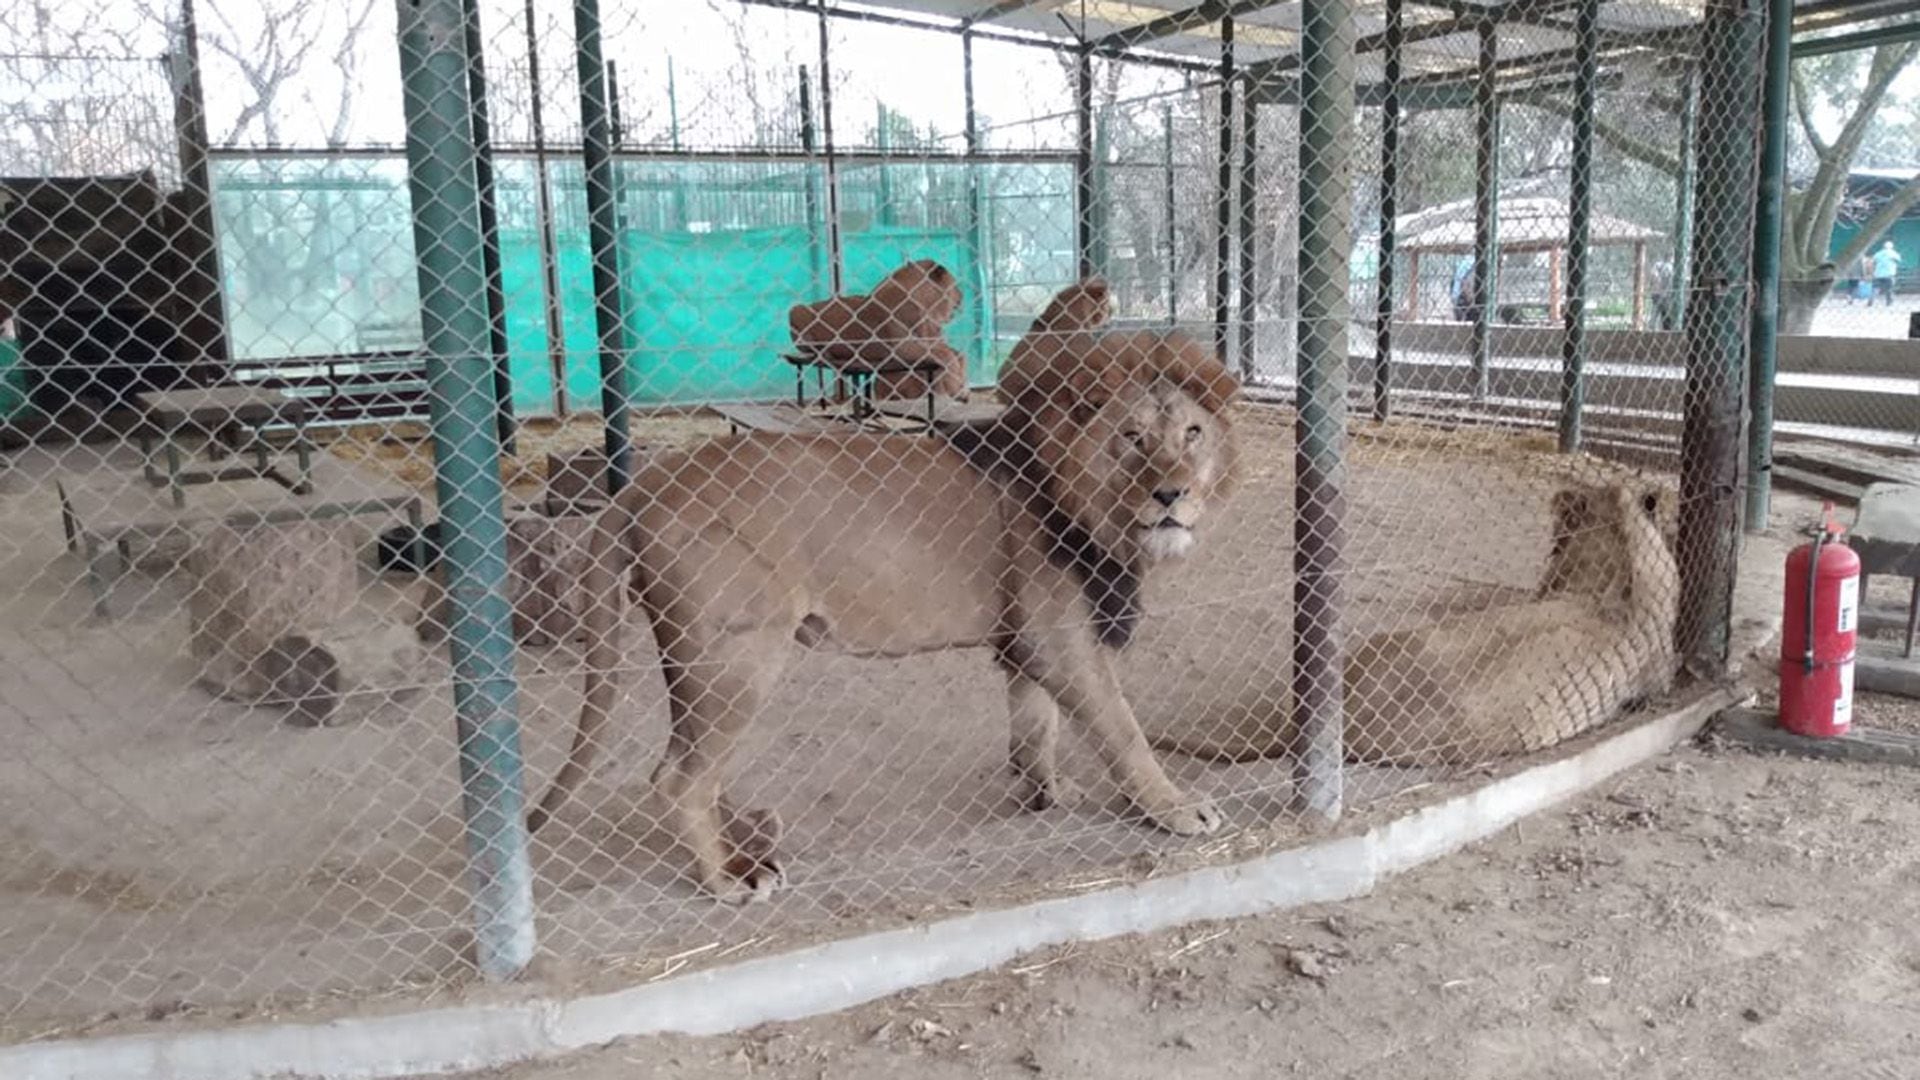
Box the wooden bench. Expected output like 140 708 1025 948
710 402 843 436
1852 482 1920 657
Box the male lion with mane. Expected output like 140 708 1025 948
529 281 1241 903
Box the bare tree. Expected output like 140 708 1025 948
199 0 377 148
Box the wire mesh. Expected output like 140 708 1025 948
0 0 1869 1042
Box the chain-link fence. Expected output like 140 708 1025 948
0 0 1860 1044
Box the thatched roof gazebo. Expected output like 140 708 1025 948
1398 195 1666 327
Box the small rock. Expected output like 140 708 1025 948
910 1018 953 1042
1016 1048 1045 1073
867 1020 896 1046
1171 1033 1197 1051
1287 949 1329 980
1742 1007 1763 1023
991 1001 1009 1016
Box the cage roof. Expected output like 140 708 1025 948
1396 194 1664 253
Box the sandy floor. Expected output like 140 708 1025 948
463 726 1920 1080
0 406 1804 1038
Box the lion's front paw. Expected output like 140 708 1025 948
1015 773 1080 813
1150 797 1224 837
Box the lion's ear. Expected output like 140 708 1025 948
1549 489 1592 541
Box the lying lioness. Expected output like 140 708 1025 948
1157 480 1679 766
530 282 1241 902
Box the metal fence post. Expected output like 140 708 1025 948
1671 72 1698 332
459 0 514 450
521 0 569 417
1075 46 1096 280
394 0 535 981
1679 0 1767 667
1236 83 1258 383
1746 0 1792 533
573 0 632 491
1293 0 1353 822
1469 21 1501 400
1371 0 1402 423
1559 0 1600 452
1214 15 1235 361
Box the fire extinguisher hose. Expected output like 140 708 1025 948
1804 528 1825 673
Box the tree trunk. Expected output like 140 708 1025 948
1779 270 1833 336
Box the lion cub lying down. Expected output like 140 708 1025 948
1158 480 1679 767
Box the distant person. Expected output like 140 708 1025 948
1846 255 1870 305
1450 259 1477 323
1872 240 1903 307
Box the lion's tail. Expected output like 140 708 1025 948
527 504 630 835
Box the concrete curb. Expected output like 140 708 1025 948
2 687 1744 1080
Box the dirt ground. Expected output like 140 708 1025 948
0 405 1807 1038
463 727 1920 1080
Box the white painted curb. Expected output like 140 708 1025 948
2 688 1742 1080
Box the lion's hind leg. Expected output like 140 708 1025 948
649 622 797 904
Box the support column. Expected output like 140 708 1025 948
167 0 229 382
1236 80 1258 382
963 32 992 382
1075 46 1096 280
799 66 826 295
1214 15 1235 361
1559 0 1599 452
1672 71 1698 331
1372 0 1403 422
817 4 844 295
1293 0 1354 822
461 0 515 449
395 0 534 980
573 0 631 490
1679 0 1768 668
1469 22 1500 399
1164 102 1179 326
1747 0 1791 533
522 0 569 416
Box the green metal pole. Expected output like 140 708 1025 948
573 0 632 491
1214 16 1234 360
877 101 896 228
394 0 534 981
1671 72 1698 331
1075 46 1096 280
1559 0 1599 452
1469 21 1500 400
1293 0 1353 823
800 66 826 295
1679 0 1766 669
1164 102 1178 326
522 0 569 416
1236 85 1257 382
1371 0 1402 422
963 31 991 384
1747 0 1791 534
460 0 515 448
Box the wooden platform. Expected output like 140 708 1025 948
710 402 842 436
57 455 422 617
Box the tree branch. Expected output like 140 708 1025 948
1516 101 1681 176
1831 171 1920 270
1789 66 1828 158
1799 42 1920 263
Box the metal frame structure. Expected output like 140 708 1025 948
373 0 1908 978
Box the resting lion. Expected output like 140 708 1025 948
530 281 1242 902
1155 480 1679 767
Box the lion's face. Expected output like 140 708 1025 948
1539 479 1677 597
1030 362 1238 566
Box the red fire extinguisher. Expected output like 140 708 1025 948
1779 502 1860 738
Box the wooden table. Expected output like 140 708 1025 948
134 385 316 507
781 351 946 426
1851 482 1920 657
